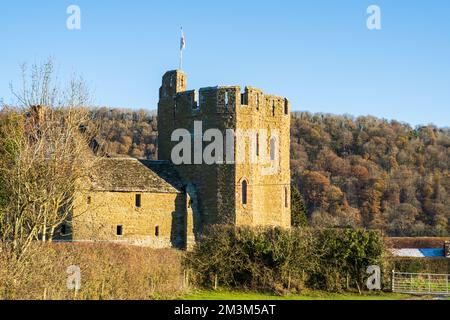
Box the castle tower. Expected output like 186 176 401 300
157 70 187 161
157 70 291 231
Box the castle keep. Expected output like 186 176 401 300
68 70 291 249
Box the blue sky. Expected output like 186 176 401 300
0 0 449 127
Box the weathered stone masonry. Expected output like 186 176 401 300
67 70 291 249
158 70 291 235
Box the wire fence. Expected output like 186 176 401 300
392 271 450 295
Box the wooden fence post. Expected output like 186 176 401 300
391 270 395 292
213 274 218 291
183 269 190 289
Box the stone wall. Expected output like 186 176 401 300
235 87 291 228
69 190 188 249
158 72 238 232
157 70 291 230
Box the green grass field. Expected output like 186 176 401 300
183 289 415 300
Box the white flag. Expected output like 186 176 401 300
180 28 186 51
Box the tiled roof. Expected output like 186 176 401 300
89 158 184 193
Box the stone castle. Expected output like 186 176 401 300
66 70 291 249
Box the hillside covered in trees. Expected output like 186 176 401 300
91 108 449 236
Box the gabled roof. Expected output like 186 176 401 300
89 158 184 193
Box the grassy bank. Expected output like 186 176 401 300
183 289 414 300
0 243 185 300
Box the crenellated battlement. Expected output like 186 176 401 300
160 70 290 118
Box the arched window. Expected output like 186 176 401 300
174 97 179 120
272 101 276 116
270 137 277 161
256 133 260 156
284 187 289 208
242 180 248 205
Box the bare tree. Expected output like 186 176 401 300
0 58 97 260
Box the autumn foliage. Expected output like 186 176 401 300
90 109 449 236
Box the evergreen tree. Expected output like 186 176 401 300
291 184 308 227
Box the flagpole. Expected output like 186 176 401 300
180 48 183 70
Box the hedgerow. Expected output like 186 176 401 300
185 225 384 294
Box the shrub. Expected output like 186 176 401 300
310 228 384 292
185 225 384 294
387 257 449 274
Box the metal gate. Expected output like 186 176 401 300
392 271 450 295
